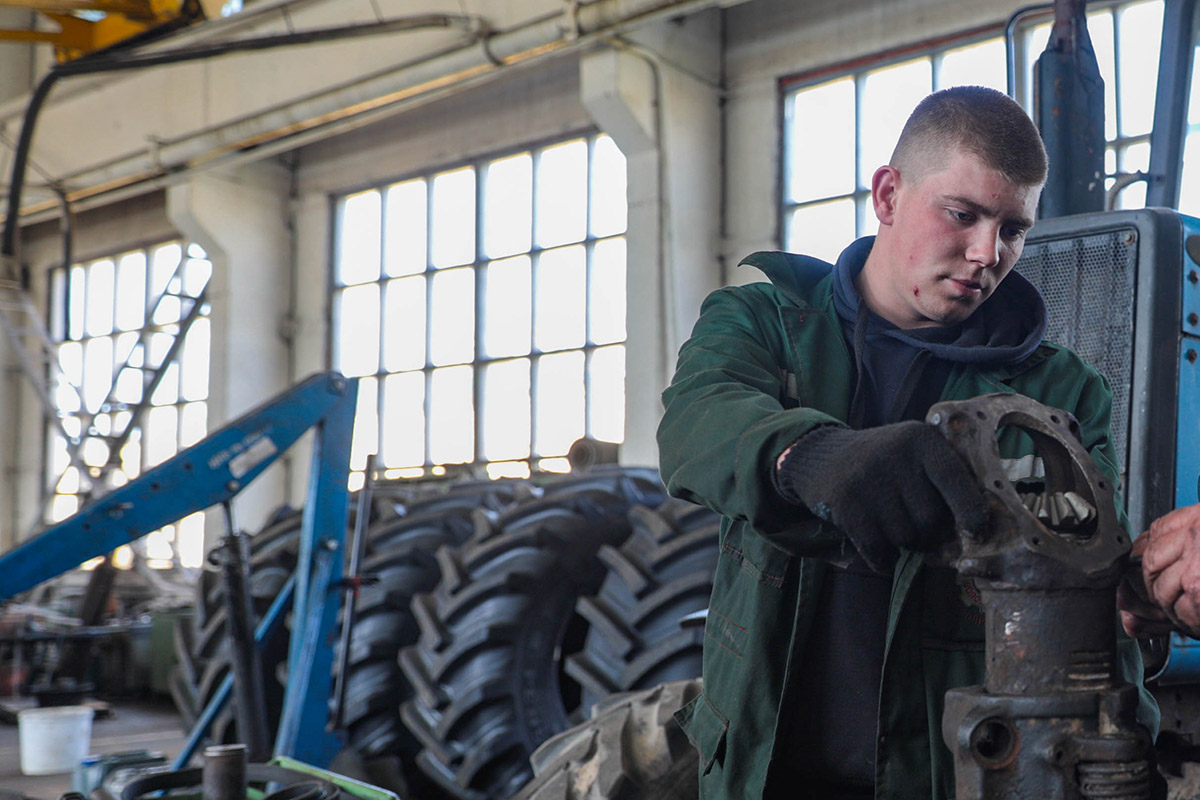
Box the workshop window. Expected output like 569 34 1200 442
46 241 212 570
332 133 628 486
782 0 1165 258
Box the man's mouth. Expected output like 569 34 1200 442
947 277 983 295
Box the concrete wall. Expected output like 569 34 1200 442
0 0 1038 546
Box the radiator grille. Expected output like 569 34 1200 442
1014 228 1138 483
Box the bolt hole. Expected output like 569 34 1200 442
970 718 1017 768
1098 481 1107 490
1053 748 1065 763
993 480 1003 489
1032 537 1041 546
976 410 986 419
1050 414 1060 424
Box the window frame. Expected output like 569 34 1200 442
328 127 629 483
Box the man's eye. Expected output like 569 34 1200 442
1002 227 1026 242
950 209 974 223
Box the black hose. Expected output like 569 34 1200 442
2 12 481 259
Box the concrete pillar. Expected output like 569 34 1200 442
580 11 724 468
167 161 292 544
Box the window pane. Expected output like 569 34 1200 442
860 59 933 187
68 266 85 340
483 256 531 358
785 199 856 263
181 317 210 401
151 362 180 406
588 345 625 443
1117 141 1151 209
1117 1 1164 138
178 512 204 569
1087 11 1119 141
536 140 588 248
87 259 115 337
145 405 178 467
115 252 146 332
338 190 383 286
430 268 475 366
336 283 381 378
534 351 584 456
351 376 378 471
787 78 856 202
590 238 626 345
535 245 586 352
382 372 424 468
482 358 531 461
431 168 476 268
59 340 82 391
180 401 207 448
591 136 627 237
113 363 143 407
120 429 141 478
1179 131 1200 215
383 276 427 372
385 179 428 277
429 366 473 464
184 256 212 298
938 38 1006 91
83 336 113 413
483 153 533 259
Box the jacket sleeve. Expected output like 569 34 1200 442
656 285 845 546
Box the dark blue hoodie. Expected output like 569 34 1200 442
789 236 1048 792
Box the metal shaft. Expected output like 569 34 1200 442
216 503 271 762
202 743 247 800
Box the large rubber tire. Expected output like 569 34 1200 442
510 679 702 800
399 469 665 800
338 480 528 796
566 500 719 709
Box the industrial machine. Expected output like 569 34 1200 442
0 370 360 770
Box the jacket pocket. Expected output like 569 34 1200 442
674 692 729 776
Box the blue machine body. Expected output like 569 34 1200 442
0 370 357 767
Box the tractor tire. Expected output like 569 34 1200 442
509 679 702 800
338 480 528 796
566 500 719 709
399 469 665 800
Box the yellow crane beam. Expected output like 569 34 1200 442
0 0 224 61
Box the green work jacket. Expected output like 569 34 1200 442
657 251 1159 800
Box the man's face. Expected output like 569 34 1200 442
870 148 1041 329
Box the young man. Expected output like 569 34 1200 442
657 86 1158 800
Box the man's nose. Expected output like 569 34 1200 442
965 225 1002 268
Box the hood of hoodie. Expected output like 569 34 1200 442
832 236 1047 367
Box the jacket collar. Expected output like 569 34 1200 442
737 249 1055 379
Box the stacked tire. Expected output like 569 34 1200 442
171 468 721 800
398 468 666 800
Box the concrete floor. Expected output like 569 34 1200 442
0 698 185 800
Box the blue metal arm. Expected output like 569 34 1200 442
0 370 359 768
0 371 354 601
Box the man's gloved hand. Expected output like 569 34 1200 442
773 421 989 573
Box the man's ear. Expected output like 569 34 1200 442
872 165 901 226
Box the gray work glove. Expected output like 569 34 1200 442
774 421 988 572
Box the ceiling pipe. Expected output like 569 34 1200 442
5 0 740 236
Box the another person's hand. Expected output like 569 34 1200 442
1118 505 1200 638
773 421 988 573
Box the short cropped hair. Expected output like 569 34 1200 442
890 86 1048 187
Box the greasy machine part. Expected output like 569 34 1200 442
929 393 1153 800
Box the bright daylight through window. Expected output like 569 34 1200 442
333 134 628 486
781 0 1195 259
47 241 211 569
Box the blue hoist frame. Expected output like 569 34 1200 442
0 370 358 768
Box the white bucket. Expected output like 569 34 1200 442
17 705 93 775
